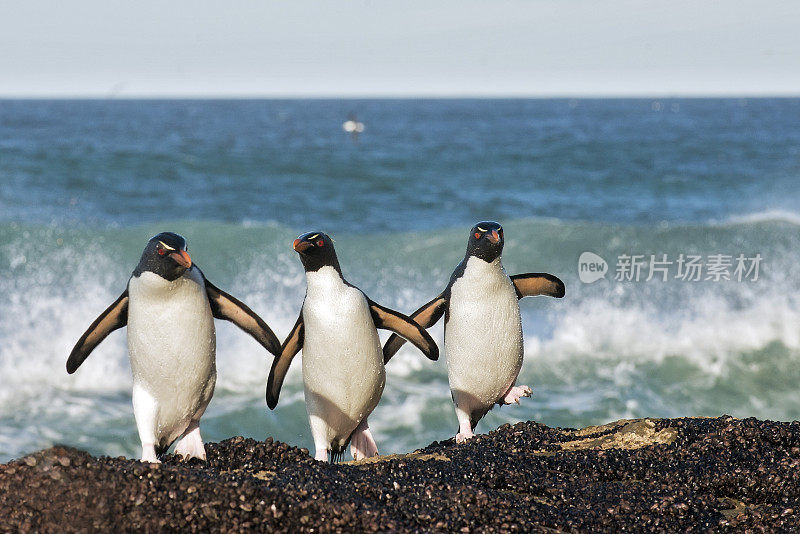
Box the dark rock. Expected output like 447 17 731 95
2 417 800 531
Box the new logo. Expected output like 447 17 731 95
578 252 608 284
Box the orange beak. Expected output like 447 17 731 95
169 249 192 269
488 229 501 244
293 238 312 253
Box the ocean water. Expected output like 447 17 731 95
1 98 799 462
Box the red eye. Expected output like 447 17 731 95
317 240 325 247
474 232 481 239
158 248 166 256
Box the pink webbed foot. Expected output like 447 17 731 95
350 419 379 461
140 443 161 464
502 385 532 405
174 421 206 461
455 430 475 444
454 407 475 443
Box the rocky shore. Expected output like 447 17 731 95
2 416 799 532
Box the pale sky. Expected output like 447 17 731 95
1 0 798 97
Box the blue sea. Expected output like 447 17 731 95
1 98 800 462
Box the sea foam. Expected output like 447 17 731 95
1 217 799 460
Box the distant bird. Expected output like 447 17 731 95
342 113 365 143
67 232 280 463
383 222 565 443
266 232 439 462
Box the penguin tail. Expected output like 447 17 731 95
470 408 490 431
329 434 354 463
329 444 346 464
155 442 170 459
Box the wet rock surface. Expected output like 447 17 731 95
2 416 799 532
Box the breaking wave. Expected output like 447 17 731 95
1 215 798 460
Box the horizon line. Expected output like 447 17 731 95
1 92 799 100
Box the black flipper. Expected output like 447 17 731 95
204 278 281 357
382 294 447 364
369 299 440 363
67 290 129 374
266 312 304 409
509 273 565 299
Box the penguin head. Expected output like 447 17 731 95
465 221 504 263
293 231 341 273
134 232 193 281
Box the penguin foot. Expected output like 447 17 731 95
501 385 532 405
454 406 476 443
314 449 329 462
350 419 379 461
455 430 475 443
175 422 206 461
140 444 161 463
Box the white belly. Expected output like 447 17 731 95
301 268 385 450
445 258 523 416
127 268 216 447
